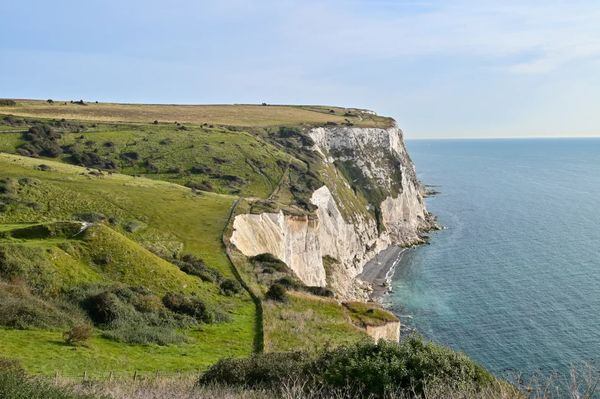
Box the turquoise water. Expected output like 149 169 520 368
391 138 600 377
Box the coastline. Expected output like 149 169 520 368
359 245 407 302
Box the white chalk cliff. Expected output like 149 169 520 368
230 124 434 299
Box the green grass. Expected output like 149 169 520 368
0 154 255 373
343 301 399 328
262 292 367 353
0 120 291 198
0 320 254 377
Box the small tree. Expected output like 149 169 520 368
266 283 288 302
63 324 93 346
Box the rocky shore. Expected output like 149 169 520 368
359 245 407 302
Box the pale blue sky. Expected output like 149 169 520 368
1 0 600 138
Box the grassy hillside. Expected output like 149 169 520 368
0 100 399 379
0 154 254 375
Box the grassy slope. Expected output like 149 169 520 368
0 121 291 198
0 154 254 375
0 101 395 376
0 100 393 128
263 292 367 353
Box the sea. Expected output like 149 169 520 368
388 138 600 378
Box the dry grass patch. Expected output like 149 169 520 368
0 101 393 128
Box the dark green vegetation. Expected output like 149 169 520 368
0 359 97 399
0 100 16 107
200 337 496 398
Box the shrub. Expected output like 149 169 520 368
63 324 93 346
251 253 280 263
143 159 159 173
314 338 494 396
219 278 242 296
84 291 119 325
76 285 196 345
304 286 335 298
266 283 288 302
0 282 76 329
36 164 52 171
274 276 302 290
173 254 224 283
123 220 146 233
162 292 212 323
250 253 291 273
184 180 213 192
69 151 116 169
101 324 188 346
199 352 310 387
20 124 63 157
200 337 495 398
190 165 212 174
74 212 106 223
0 359 96 399
120 151 139 161
0 99 16 106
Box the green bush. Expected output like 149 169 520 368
304 286 335 298
73 212 106 223
101 324 188 346
274 276 304 290
63 324 93 346
162 292 212 323
265 283 288 302
250 253 291 273
314 338 494 397
84 291 120 325
123 220 146 233
199 337 495 398
172 254 223 283
199 352 311 387
0 359 96 399
78 285 196 345
0 245 57 294
0 99 16 106
69 151 116 170
219 278 242 296
20 124 64 157
0 282 76 329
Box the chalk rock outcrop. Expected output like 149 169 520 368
365 320 401 342
230 124 434 299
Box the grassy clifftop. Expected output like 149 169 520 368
0 100 394 128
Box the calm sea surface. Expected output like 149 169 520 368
390 138 600 377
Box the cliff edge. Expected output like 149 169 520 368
231 123 435 301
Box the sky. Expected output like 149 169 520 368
1 0 600 138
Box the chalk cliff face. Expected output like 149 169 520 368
230 124 433 299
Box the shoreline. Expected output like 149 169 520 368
358 245 407 302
